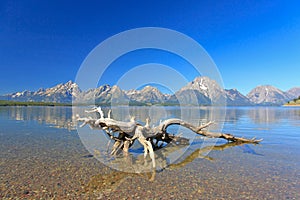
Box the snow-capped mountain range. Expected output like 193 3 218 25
1 77 299 106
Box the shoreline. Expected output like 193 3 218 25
283 104 300 107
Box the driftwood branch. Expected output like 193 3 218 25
77 107 262 169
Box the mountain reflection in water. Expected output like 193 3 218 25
2 106 300 130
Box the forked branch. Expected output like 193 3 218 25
77 107 262 169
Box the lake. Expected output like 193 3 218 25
0 106 299 199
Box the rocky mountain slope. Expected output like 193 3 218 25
225 89 253 106
1 77 299 106
286 87 300 99
125 86 169 104
2 81 81 103
246 85 291 105
173 77 225 105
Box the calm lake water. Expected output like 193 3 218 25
0 106 299 199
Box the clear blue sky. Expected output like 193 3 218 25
0 0 299 95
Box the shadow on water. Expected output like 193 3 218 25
238 144 264 156
83 141 262 196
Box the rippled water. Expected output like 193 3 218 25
0 106 299 199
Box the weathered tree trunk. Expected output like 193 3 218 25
77 107 262 169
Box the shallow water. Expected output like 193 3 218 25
0 106 299 199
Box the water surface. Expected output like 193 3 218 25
0 106 299 199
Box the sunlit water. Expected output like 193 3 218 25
0 106 299 199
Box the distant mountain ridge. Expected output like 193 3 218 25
4 81 81 103
1 77 299 106
286 87 300 99
246 85 291 105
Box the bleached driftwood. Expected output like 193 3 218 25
77 107 262 169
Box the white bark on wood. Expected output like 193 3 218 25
77 107 262 169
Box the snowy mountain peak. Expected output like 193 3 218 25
124 85 167 104
1 77 298 106
141 85 161 93
247 85 290 105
